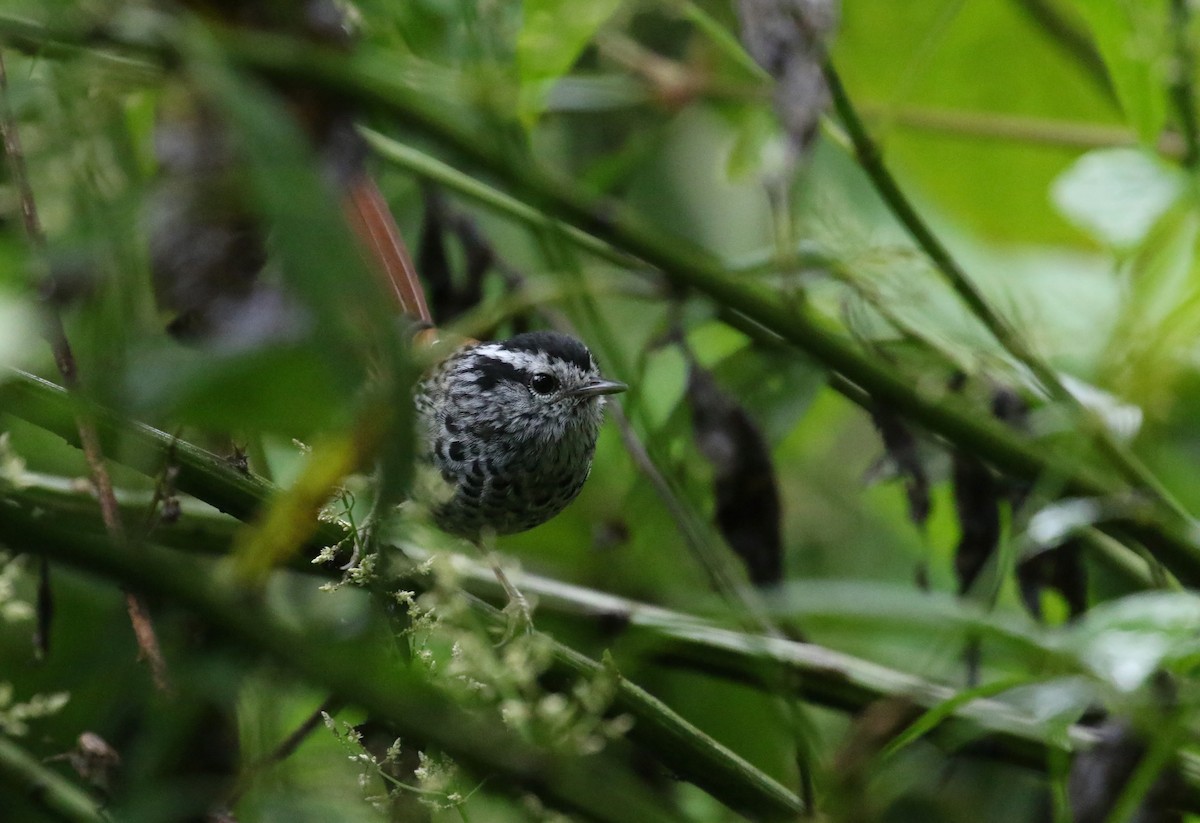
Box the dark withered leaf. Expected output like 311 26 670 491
453 213 495 303
33 555 50 660
991 385 1034 511
1017 539 1087 621
948 376 1033 596
734 0 838 159
686 359 784 586
1068 721 1182 823
868 409 931 528
418 186 493 324
417 185 453 316
951 453 1001 596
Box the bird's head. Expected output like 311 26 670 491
454 331 626 440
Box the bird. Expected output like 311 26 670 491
413 330 626 538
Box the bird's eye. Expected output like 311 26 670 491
530 373 559 394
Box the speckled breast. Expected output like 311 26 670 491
427 431 596 537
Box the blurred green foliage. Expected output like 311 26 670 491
3 1 1200 822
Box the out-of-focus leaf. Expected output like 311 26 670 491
1058 373 1143 442
543 74 647 114
734 0 837 162
640 345 688 431
1050 148 1183 249
763 580 1053 656
516 0 626 128
686 358 783 585
1099 208 1200 415
724 105 783 182
1067 1 1170 143
1068 720 1183 823
1000 676 1097 727
1018 496 1142 554
1024 498 1103 547
126 341 343 433
1069 593 1200 692
0 295 37 370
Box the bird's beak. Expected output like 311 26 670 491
567 379 628 398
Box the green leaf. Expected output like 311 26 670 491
1050 148 1184 249
880 675 1036 760
0 294 37 371
1068 592 1200 692
125 341 343 433
1068 0 1170 143
639 345 688 432
516 0 626 128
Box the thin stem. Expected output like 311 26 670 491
856 103 1185 158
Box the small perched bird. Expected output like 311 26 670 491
414 330 626 537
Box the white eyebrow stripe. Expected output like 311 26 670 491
472 345 533 367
